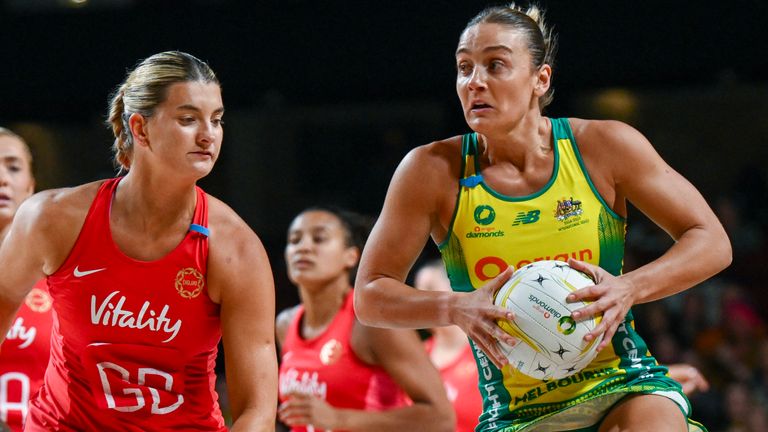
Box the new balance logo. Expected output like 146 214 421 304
511 210 541 226
74 266 106 278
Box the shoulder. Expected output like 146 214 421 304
388 135 464 202
276 304 300 347
568 118 660 181
22 180 104 226
206 194 261 250
569 118 652 155
400 135 464 177
204 194 273 300
15 181 105 273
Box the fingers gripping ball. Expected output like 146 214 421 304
493 260 603 379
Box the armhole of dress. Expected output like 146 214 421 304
49 179 115 278
557 118 625 222
189 187 210 237
437 134 472 250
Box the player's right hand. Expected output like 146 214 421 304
448 267 517 369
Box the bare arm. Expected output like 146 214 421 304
278 325 455 432
275 306 299 352
354 143 515 368
0 195 48 338
342 325 454 431
567 120 731 348
209 203 277 432
0 186 91 341
355 146 452 327
610 122 730 301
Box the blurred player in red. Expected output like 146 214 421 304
277 207 453 431
0 128 52 431
415 260 482 432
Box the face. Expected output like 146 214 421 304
456 23 550 133
414 266 452 293
131 81 224 179
0 135 34 229
285 210 359 289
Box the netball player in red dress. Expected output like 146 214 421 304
0 128 53 431
0 52 277 431
414 260 482 432
276 207 454 432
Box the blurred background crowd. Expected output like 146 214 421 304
629 191 768 431
2 1 767 430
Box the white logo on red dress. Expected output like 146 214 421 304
74 266 106 278
90 291 182 343
5 318 36 349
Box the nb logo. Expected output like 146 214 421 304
511 210 541 226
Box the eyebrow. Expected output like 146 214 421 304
456 45 514 56
289 225 333 235
176 104 225 115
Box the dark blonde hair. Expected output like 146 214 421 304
106 51 218 171
465 3 558 110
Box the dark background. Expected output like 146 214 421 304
3 0 766 275
2 0 768 429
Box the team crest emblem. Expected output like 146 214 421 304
319 339 343 365
554 196 583 221
25 288 52 313
175 268 205 299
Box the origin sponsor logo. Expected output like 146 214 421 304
466 225 505 239
473 249 593 281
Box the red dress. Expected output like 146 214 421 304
425 338 483 432
279 291 404 432
0 280 53 431
27 178 226 431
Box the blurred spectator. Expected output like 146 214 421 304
723 381 754 432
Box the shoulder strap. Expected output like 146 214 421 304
459 133 483 188
189 186 209 237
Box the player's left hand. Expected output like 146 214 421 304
667 364 710 395
565 258 636 351
278 393 339 430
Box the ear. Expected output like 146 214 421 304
534 64 552 97
25 177 35 197
343 246 360 269
128 113 150 148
